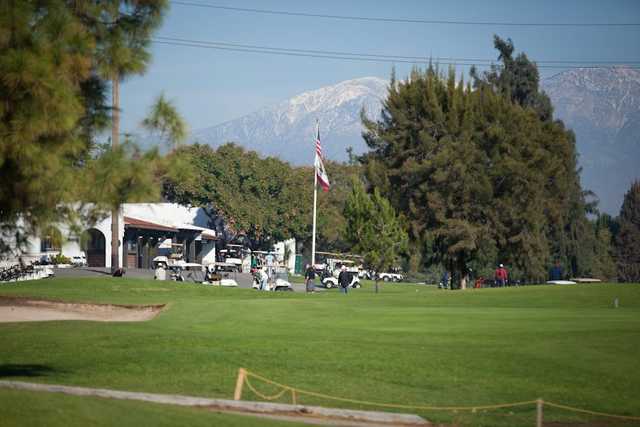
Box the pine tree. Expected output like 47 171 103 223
1 1 169 260
344 184 408 292
616 181 640 282
361 38 590 284
142 93 188 151
0 0 95 249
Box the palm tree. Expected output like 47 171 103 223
89 1 167 271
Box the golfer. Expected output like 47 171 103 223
338 265 350 294
304 264 316 293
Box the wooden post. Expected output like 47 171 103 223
234 368 246 400
536 398 544 427
291 389 297 405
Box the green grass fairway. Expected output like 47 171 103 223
1 278 639 426
0 388 307 427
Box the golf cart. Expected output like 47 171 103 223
152 241 204 282
377 269 404 282
252 265 293 291
203 262 239 286
218 244 245 272
320 259 361 289
152 241 185 269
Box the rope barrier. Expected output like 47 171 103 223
244 370 536 411
241 369 640 420
244 375 290 401
545 401 640 421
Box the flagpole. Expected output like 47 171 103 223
311 121 319 267
312 166 318 267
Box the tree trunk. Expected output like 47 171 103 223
110 77 120 273
460 274 467 290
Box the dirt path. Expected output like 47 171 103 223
0 297 165 322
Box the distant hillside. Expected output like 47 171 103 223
542 67 640 214
189 77 387 165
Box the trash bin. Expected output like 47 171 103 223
154 266 166 281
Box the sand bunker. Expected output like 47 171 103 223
0 297 165 323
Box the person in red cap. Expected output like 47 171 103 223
495 264 508 287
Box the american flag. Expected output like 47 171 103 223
314 124 330 192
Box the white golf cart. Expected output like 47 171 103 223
377 271 404 282
320 259 361 289
219 244 245 272
252 265 293 291
203 262 239 286
152 241 204 282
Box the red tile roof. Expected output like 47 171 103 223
200 230 217 240
124 217 177 232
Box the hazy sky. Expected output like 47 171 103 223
119 0 640 136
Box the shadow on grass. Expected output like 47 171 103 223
0 364 61 378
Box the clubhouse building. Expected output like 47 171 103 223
6 203 219 269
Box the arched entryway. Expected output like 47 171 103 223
82 229 106 267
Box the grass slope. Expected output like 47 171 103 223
1 278 639 426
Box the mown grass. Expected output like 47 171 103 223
0 388 307 427
1 278 639 426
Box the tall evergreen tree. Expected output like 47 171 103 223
344 183 408 292
77 0 167 270
0 0 94 252
1 1 169 259
142 93 188 150
361 39 590 284
472 35 553 121
616 181 640 282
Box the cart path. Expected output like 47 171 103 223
0 380 431 427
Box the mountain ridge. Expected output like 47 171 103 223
188 69 639 214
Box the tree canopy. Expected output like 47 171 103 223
616 181 640 282
142 93 188 150
162 143 360 252
0 0 169 255
360 39 591 284
344 182 408 286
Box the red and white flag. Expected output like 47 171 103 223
314 124 330 192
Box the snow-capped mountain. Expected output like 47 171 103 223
542 67 640 214
190 77 388 165
190 69 639 214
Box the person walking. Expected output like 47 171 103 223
439 270 450 289
495 264 508 287
259 267 270 291
549 260 563 281
338 265 350 295
304 264 316 293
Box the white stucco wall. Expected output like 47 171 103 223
3 212 117 268
123 203 213 229
273 238 296 273
200 241 216 265
6 203 215 269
